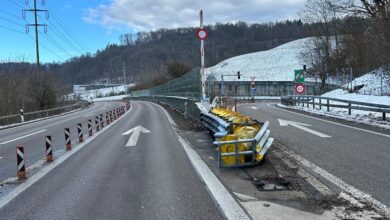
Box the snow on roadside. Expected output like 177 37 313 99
279 68 390 129
278 103 390 130
93 94 130 101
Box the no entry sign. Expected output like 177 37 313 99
295 84 305 94
196 28 208 40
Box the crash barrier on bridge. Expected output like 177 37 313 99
0 101 91 127
131 96 201 121
12 103 130 179
281 95 390 120
201 108 274 168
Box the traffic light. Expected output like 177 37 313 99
237 71 241 79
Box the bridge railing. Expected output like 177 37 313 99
0 101 91 127
281 95 390 120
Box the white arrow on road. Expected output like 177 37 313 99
278 119 331 138
250 107 257 110
122 126 151 147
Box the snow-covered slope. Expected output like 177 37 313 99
322 68 390 105
205 38 312 81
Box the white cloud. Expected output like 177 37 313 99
83 0 306 31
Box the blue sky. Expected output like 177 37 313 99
0 0 305 63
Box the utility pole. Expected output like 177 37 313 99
23 0 48 72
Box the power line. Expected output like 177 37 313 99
0 24 63 60
0 9 24 20
0 24 25 34
39 31 73 58
0 16 25 27
26 34 63 60
44 6 89 53
38 14 83 54
7 0 25 9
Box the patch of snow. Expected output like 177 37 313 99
278 103 390 130
93 94 130 101
205 38 313 82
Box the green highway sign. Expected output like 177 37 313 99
294 69 305 83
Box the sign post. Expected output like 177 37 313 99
294 65 306 94
198 10 207 102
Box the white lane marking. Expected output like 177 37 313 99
122 126 150 147
0 104 133 210
83 112 95 118
250 106 257 110
0 156 2 159
267 104 390 138
0 130 46 145
278 119 331 138
278 144 390 217
150 102 250 220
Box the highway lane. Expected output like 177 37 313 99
0 101 124 182
0 101 222 219
239 101 390 207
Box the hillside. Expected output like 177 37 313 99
205 38 312 81
1 20 318 92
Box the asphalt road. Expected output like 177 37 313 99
0 102 123 182
239 101 390 207
0 101 222 220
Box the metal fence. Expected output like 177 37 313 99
0 101 91 127
132 68 201 99
131 96 201 121
281 95 390 120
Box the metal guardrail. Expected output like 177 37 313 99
131 96 201 121
200 109 274 168
0 101 91 127
281 95 390 120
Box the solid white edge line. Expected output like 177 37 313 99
278 144 390 217
148 101 250 220
0 130 46 145
266 103 390 138
0 104 133 210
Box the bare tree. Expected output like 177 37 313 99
300 0 342 88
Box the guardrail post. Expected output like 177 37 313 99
77 123 84 143
45 136 53 162
100 114 104 128
313 97 315 109
306 98 309 108
16 146 26 179
65 128 71 151
348 103 352 115
88 119 93 136
383 113 386 120
319 98 322 110
106 112 110 125
95 116 100 132
327 99 330 112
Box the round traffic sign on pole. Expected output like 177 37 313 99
196 28 208 40
295 84 305 94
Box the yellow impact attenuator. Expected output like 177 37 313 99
220 126 261 165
